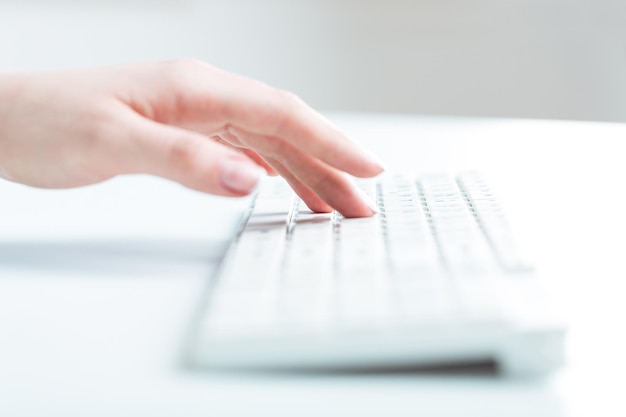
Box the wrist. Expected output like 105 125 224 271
0 73 28 181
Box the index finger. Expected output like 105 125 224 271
213 71 386 178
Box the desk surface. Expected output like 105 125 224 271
1 113 624 417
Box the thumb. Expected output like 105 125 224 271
123 117 264 196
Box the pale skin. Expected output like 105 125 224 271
0 59 385 217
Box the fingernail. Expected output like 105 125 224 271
220 157 263 194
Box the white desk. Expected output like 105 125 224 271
1 114 625 417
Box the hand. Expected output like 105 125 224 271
0 60 384 217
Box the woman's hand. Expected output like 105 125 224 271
0 60 384 217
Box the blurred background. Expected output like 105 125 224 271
1 0 625 122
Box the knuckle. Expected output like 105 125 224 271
269 89 304 136
277 89 304 109
160 58 212 87
165 58 206 72
167 136 201 171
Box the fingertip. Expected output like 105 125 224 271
301 199 334 214
362 149 388 173
338 201 377 218
349 149 387 178
355 187 379 214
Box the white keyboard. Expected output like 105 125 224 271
187 172 565 375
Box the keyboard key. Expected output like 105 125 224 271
191 174 562 376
